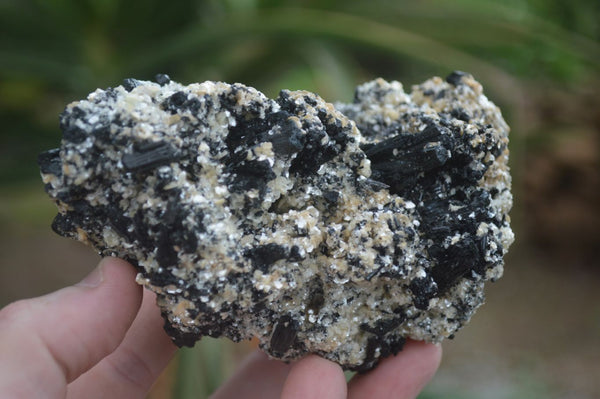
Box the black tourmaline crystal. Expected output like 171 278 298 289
39 72 513 371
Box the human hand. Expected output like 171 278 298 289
0 257 176 398
212 339 441 399
0 257 441 398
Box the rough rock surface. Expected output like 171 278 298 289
39 72 513 371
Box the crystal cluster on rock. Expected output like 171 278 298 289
39 72 513 371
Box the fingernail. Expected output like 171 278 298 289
77 262 104 288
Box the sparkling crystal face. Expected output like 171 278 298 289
39 72 513 371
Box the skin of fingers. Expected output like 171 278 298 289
348 340 442 399
0 257 142 398
67 289 177 398
210 350 295 399
280 355 347 399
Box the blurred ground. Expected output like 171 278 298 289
430 244 600 399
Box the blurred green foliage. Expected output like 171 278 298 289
173 338 232 398
1 0 599 187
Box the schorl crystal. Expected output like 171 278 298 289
39 72 513 371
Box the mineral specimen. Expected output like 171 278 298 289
39 72 513 371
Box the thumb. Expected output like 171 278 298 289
0 257 142 398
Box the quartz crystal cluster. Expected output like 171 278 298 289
39 72 513 371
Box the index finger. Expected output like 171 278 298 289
348 340 442 399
